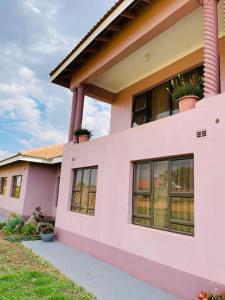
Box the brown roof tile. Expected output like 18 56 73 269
20 144 64 160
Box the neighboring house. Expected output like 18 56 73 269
50 1 225 299
0 144 63 219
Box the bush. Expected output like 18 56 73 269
198 291 225 300
0 221 6 229
3 216 24 234
74 128 91 137
21 224 37 236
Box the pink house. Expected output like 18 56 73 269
0 144 62 219
50 1 225 299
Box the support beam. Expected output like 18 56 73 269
96 36 110 42
121 11 135 19
73 85 85 142
201 0 220 97
68 88 78 142
86 84 116 104
107 24 121 32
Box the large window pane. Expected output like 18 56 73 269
171 197 194 222
151 83 170 121
171 159 194 193
0 177 7 195
90 168 97 191
153 161 169 228
133 194 151 216
134 163 151 192
74 170 82 190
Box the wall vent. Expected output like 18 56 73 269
196 129 207 139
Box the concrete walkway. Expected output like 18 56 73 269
0 214 7 222
23 240 180 300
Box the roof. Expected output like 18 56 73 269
50 0 125 77
0 144 64 167
50 0 154 88
20 144 64 160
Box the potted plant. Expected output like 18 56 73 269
74 128 92 143
167 72 203 112
38 222 55 242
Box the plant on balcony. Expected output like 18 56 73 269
74 128 92 143
198 290 225 300
167 72 203 112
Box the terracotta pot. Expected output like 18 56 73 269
78 134 90 143
178 95 199 112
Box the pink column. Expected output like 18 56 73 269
73 84 85 143
201 0 220 97
68 88 78 142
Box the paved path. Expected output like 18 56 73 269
0 214 7 222
23 240 180 300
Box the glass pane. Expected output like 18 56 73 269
153 161 168 228
134 94 147 111
82 169 90 188
16 176 22 186
90 169 97 191
171 223 194 235
133 216 151 227
133 195 151 216
88 209 95 216
171 197 194 223
133 111 147 126
171 159 194 193
151 83 170 121
172 98 179 115
2 178 7 195
134 163 151 192
71 191 80 207
74 170 82 190
80 188 88 213
88 192 96 209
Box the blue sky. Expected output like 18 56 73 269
0 0 115 159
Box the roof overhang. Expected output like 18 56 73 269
50 0 157 89
0 155 62 167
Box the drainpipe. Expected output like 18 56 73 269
73 84 85 143
201 0 220 97
68 88 78 142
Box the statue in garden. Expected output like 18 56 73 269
26 207 45 226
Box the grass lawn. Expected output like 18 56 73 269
0 232 96 300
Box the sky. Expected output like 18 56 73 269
0 0 115 159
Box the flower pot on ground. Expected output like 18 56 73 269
167 72 203 112
38 222 55 242
74 128 92 143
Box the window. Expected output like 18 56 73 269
132 66 203 127
11 175 22 198
71 167 98 215
0 177 7 195
55 176 60 207
132 157 194 235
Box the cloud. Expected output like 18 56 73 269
0 0 115 155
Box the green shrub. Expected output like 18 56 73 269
3 216 24 234
21 224 37 236
0 221 6 229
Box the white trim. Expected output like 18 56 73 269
0 155 62 167
50 0 135 82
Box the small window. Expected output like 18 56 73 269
132 157 194 235
11 175 22 198
55 177 60 207
0 177 7 195
132 66 203 127
71 167 98 215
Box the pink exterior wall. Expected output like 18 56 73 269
0 162 29 217
24 163 61 218
0 161 61 219
56 92 225 299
